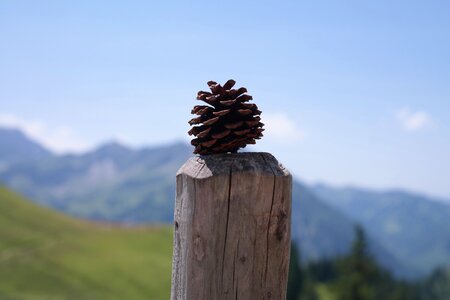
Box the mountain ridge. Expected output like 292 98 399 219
312 184 450 277
0 128 52 167
1 126 448 278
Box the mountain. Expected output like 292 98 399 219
292 181 354 261
0 140 192 222
292 182 413 278
312 184 450 276
0 128 430 278
0 185 172 299
0 128 51 167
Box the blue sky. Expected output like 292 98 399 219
1 1 449 199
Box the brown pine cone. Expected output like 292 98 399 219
188 79 264 155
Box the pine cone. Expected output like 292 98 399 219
188 79 264 155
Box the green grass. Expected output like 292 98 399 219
0 186 173 300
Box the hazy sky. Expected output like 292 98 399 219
1 1 449 199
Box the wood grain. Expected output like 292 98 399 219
170 152 292 300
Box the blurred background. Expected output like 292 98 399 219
0 1 449 299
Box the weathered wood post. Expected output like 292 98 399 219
171 152 292 299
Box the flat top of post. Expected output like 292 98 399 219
177 152 290 179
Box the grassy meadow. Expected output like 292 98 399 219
0 186 173 300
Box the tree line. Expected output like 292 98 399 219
287 225 450 300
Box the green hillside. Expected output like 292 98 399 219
0 186 173 300
313 184 450 276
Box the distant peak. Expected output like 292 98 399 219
95 140 131 153
0 126 28 138
100 140 129 149
0 126 52 163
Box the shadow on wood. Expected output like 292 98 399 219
171 152 292 300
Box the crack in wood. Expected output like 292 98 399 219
221 166 233 290
264 175 276 284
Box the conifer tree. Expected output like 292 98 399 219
335 225 380 300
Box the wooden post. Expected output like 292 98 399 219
170 152 292 300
